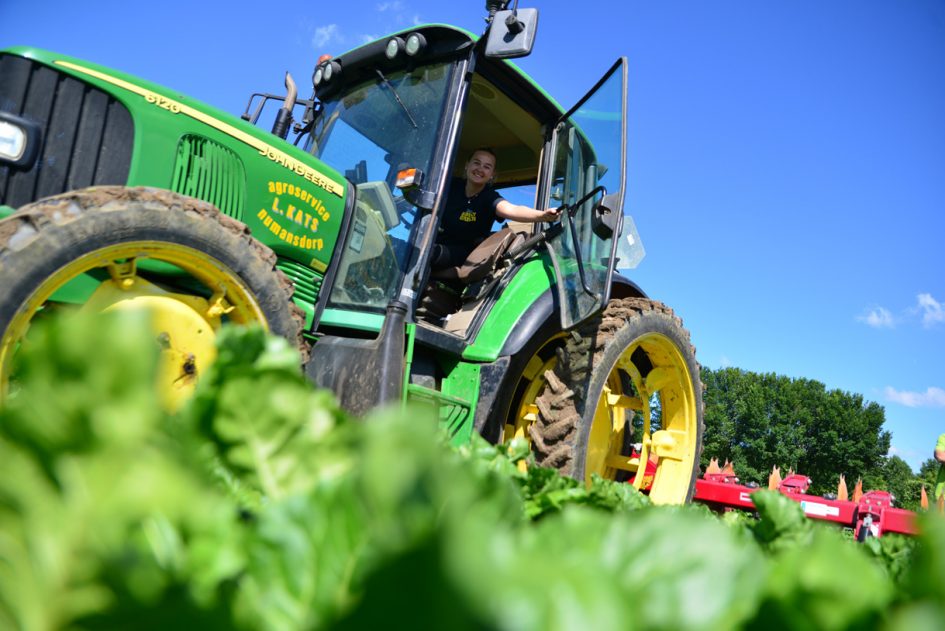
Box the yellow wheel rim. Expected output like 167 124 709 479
584 332 698 504
0 241 269 410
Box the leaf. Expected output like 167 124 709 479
181 326 351 503
750 490 814 551
230 487 369 630
445 505 768 631
0 312 227 629
749 528 893 630
862 533 916 587
585 474 651 512
1 310 161 469
895 514 945 616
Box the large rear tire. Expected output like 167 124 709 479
530 297 704 504
0 187 305 409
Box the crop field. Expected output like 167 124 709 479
1 313 943 630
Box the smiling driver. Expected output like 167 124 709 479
430 147 559 269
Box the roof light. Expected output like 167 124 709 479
0 120 27 163
385 37 404 60
405 32 427 56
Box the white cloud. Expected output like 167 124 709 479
359 33 378 44
411 13 422 25
719 355 732 369
312 24 342 48
377 1 404 11
857 306 894 329
884 386 945 408
917 293 945 328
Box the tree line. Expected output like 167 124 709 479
700 367 938 511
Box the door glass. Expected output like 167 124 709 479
544 60 626 328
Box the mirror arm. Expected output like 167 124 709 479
504 0 524 33
240 92 315 127
485 0 512 23
240 93 269 124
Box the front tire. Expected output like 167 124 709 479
530 297 704 504
0 187 305 409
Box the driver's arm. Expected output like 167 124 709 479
495 199 560 223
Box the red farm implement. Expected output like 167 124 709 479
690 459 931 540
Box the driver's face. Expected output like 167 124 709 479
465 151 496 186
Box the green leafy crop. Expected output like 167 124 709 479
0 315 943 630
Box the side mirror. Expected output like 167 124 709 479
592 192 621 240
484 8 539 59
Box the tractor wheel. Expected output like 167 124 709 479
0 186 305 409
530 297 704 504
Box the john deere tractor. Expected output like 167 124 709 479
0 2 703 503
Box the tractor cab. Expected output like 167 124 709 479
295 4 632 417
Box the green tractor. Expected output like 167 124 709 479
0 2 703 503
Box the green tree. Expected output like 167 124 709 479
881 455 922 511
701 367 892 495
917 458 940 505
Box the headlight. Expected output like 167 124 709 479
0 113 39 167
313 66 324 86
0 121 26 162
405 33 427 56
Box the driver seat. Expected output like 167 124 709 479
430 226 523 283
417 226 527 322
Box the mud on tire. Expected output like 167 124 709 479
529 297 704 504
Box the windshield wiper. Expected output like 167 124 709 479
375 69 418 129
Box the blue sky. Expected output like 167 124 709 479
3 0 943 471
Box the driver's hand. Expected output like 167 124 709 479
543 206 563 222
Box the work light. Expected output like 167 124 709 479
323 61 341 82
385 37 404 59
405 33 427 56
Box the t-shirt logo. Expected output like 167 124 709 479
459 210 477 222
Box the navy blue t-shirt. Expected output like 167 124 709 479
437 178 504 248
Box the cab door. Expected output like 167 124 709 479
540 58 628 329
